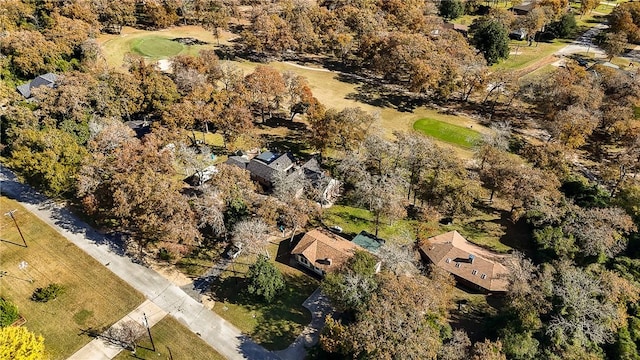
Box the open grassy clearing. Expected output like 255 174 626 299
210 238 318 350
97 26 236 70
495 40 568 71
113 316 225 360
413 118 482 148
0 197 144 359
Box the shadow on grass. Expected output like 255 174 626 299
210 272 315 350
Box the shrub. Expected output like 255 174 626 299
31 283 65 302
0 298 19 327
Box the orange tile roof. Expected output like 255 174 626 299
420 231 510 292
291 228 363 273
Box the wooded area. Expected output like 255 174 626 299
1 0 639 359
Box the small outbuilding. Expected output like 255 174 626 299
16 73 58 98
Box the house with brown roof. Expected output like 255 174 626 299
291 228 363 276
419 231 510 293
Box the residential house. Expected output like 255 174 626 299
16 73 58 98
419 230 510 293
291 228 363 276
511 1 536 15
299 158 341 205
244 151 296 188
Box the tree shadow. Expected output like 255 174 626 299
0 238 27 247
343 80 426 113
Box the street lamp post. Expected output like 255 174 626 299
4 210 27 247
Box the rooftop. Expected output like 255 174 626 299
352 230 385 253
419 231 510 292
291 228 363 273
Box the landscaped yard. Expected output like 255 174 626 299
322 205 417 244
413 118 482 148
0 197 145 359
113 316 225 360
209 238 318 350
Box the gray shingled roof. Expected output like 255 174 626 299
16 73 58 98
247 152 295 185
226 155 250 170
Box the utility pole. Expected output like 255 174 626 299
142 313 156 351
4 210 27 247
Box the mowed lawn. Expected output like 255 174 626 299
0 197 145 359
113 316 225 360
413 118 482 148
210 238 318 350
130 36 184 58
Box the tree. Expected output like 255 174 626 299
191 187 226 238
580 0 599 17
470 18 510 65
246 255 285 303
439 330 471 360
0 30 61 78
244 66 286 122
309 107 378 153
439 0 464 21
322 270 456 359
471 339 507 360
9 128 88 197
231 218 271 258
562 206 635 259
601 31 628 61
546 262 619 354
104 320 146 352
92 0 137 34
0 326 45 360
608 2 640 44
321 250 379 312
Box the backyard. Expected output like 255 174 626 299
0 197 145 359
209 238 319 351
413 118 482 149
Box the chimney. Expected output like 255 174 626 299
468 254 475 264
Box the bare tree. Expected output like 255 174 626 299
232 218 271 258
104 321 146 352
191 187 226 237
377 243 420 276
439 330 472 360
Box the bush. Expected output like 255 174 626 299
0 298 19 327
31 283 65 302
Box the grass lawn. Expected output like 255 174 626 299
634 106 640 119
323 204 526 253
113 316 225 360
322 205 417 244
0 197 145 359
413 118 482 148
209 238 318 350
495 40 568 71
130 36 184 58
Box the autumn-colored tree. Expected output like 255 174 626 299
128 56 180 117
44 13 92 56
608 2 640 44
9 128 88 196
91 0 137 34
244 65 286 122
600 31 629 60
0 326 45 360
309 107 378 152
0 30 61 77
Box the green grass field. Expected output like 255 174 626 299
0 197 145 359
130 36 184 58
322 205 417 244
113 316 225 360
210 239 318 350
413 118 482 148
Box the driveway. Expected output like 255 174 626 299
0 165 279 360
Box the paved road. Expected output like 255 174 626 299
0 165 279 360
555 23 608 59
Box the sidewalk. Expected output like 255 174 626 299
68 300 167 360
0 165 279 360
